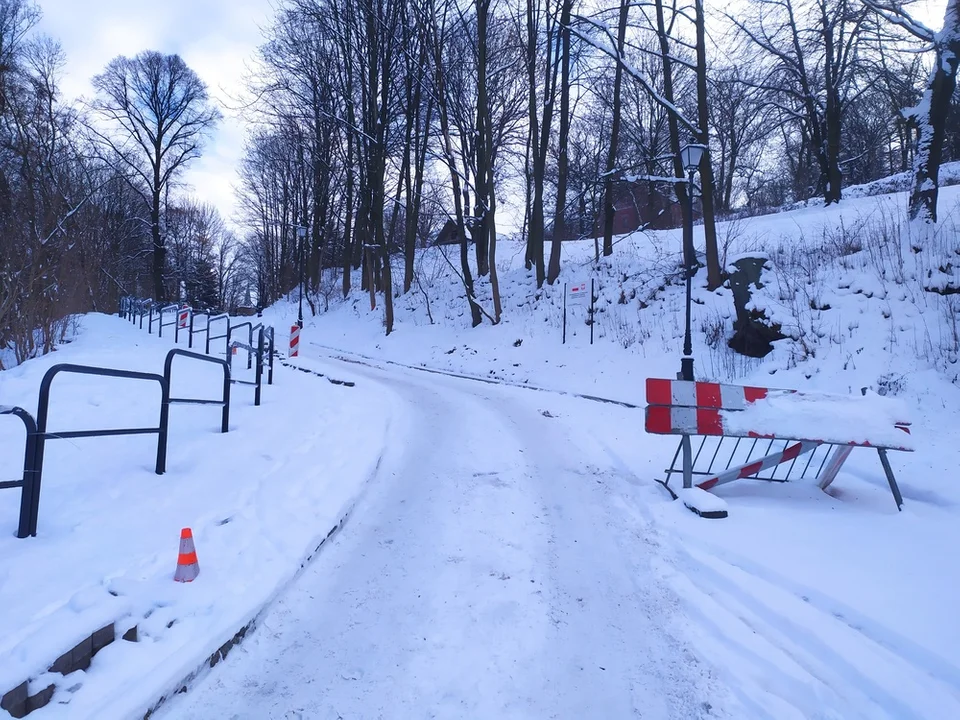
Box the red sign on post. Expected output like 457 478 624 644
567 281 589 306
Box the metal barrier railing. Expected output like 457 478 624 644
207 314 230 355
36 364 170 479
229 327 264 406
228 322 255 369
157 304 180 340
189 311 209 350
264 326 275 385
174 306 192 346
163 349 231 434
0 406 40 538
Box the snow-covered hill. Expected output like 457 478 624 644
254 183 960 717
1 182 959 719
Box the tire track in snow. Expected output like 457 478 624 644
160 355 724 719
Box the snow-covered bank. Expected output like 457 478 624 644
0 314 390 718
251 184 960 718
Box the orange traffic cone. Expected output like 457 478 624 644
174 527 199 582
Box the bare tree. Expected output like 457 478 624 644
867 0 960 223
90 51 221 300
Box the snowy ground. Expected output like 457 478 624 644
212 184 958 718
160 357 726 719
3 182 960 719
0 314 387 718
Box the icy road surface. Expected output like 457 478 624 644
161 358 720 719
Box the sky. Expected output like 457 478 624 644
37 0 275 231
34 0 949 236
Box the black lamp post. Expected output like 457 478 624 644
679 143 707 383
296 225 307 329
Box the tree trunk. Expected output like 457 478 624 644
547 0 573 285
525 0 547 286
431 3 482 326
151 180 164 301
602 0 629 259
909 0 960 223
694 0 721 289
654 0 691 254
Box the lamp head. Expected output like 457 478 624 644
680 143 707 173
296 226 307 239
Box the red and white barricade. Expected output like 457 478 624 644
178 306 190 329
289 325 300 358
645 378 913 514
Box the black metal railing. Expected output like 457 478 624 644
227 322 255 369
188 311 208 350
157 304 180 340
264 326 275 385
36 364 170 477
206 314 230 355
163 349 231 434
0 406 40 538
229 327 265 406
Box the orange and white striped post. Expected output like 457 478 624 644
178 306 189 329
289 324 300 358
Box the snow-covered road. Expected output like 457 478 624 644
161 357 720 719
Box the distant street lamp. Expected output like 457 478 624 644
679 143 707 383
297 225 307 329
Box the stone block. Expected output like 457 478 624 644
1 681 28 719
25 684 55 714
92 623 115 654
71 635 93 672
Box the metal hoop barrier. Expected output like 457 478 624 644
157 304 180 340
264 326 275 385
163 349 231 434
175 306 192 345
227 322 255 369
229 327 265 407
189 311 210 350
0 406 41 538
205 314 230 355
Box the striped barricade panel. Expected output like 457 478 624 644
644 378 912 449
645 377 912 511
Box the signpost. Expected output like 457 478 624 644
562 279 596 345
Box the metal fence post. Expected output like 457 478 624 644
188 311 195 349
157 377 170 474
1 407 40 538
681 433 693 489
267 327 275 385
255 328 264 406
222 363 231 432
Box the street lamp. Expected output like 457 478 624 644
679 143 707 383
296 225 307 329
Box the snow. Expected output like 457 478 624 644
679 487 729 516
721 389 915 450
160 362 725 719
0 314 389 718
229 179 960 718
4 176 960 719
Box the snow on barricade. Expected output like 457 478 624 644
0 313 390 718
678 488 729 518
721 389 914 450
